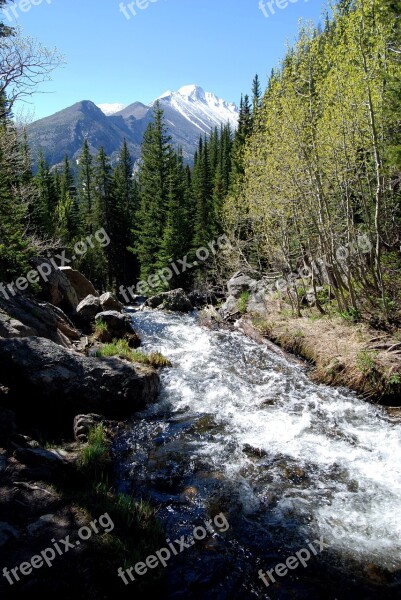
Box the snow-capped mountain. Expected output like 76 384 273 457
155 84 238 133
27 85 238 167
96 103 127 116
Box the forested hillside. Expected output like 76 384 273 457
1 0 401 327
225 0 401 324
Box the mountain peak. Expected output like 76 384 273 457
154 84 238 133
178 84 205 100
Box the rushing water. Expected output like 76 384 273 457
116 310 401 599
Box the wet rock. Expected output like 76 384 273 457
146 288 193 312
198 305 224 328
59 267 98 302
76 294 101 322
0 336 160 422
242 444 267 458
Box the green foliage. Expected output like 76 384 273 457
238 290 250 314
95 338 172 368
339 307 362 323
78 424 111 479
95 320 108 334
356 350 379 375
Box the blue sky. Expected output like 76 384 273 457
2 0 326 120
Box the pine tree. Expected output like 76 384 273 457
33 149 56 235
134 102 173 280
192 136 213 249
77 139 94 235
111 140 138 288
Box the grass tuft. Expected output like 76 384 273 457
95 339 171 368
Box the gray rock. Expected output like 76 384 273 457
31 258 79 310
0 449 7 473
227 272 257 298
0 522 20 547
13 447 68 469
73 414 104 443
219 295 239 319
146 288 193 312
0 407 16 445
95 311 141 346
0 336 160 420
95 310 131 333
0 292 78 348
76 295 101 322
100 292 123 312
59 267 98 302
27 514 60 536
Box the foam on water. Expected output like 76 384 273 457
131 310 401 570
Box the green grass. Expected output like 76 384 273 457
55 424 166 596
95 339 172 368
238 290 250 314
78 424 111 478
356 349 379 375
95 320 108 334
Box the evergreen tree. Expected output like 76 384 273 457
134 102 173 280
77 139 94 235
33 149 56 235
111 140 137 288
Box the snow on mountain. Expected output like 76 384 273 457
154 84 238 133
27 85 239 168
97 103 127 116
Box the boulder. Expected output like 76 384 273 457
95 311 141 346
227 272 257 298
0 310 36 339
145 288 193 312
0 337 160 422
31 258 79 311
188 290 219 308
0 407 16 446
59 267 98 302
73 414 104 443
0 292 79 348
13 447 68 469
100 292 123 312
0 522 20 547
76 295 101 322
219 295 239 319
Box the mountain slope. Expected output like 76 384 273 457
27 86 238 167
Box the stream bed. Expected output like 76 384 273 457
115 310 401 599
